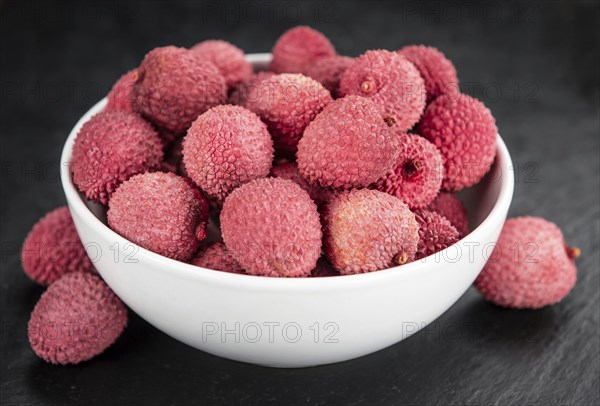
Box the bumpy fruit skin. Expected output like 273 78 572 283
229 71 275 106
133 46 227 134
270 161 333 207
305 55 354 98
398 45 458 102
191 242 245 274
339 50 426 132
323 189 419 274
108 172 209 262
220 178 322 277
427 192 469 237
191 40 252 88
28 273 128 365
373 133 443 209
475 217 579 309
245 73 332 157
71 110 163 204
417 94 497 191
21 207 94 286
413 209 459 260
105 69 137 113
183 105 274 202
270 26 336 74
297 96 399 189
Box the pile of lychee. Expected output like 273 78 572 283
21 26 580 365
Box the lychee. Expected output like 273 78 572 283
305 55 354 98
191 40 252 88
28 272 128 365
417 93 497 191
427 192 469 238
105 69 137 113
107 172 209 262
398 45 458 102
183 105 274 202
339 50 426 132
323 189 419 274
372 132 443 209
21 207 94 286
270 26 336 74
475 217 579 309
297 95 399 189
132 46 227 134
191 242 245 274
228 71 275 106
413 209 459 260
71 110 163 204
245 73 332 157
270 161 333 207
220 178 322 277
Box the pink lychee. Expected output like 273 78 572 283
270 26 336 74
132 46 227 134
71 110 163 204
372 132 443 209
28 272 127 365
339 50 426 132
417 93 497 191
182 105 274 202
191 40 252 88
323 189 419 274
107 172 209 262
220 178 322 277
297 95 399 190
21 207 94 286
475 217 579 309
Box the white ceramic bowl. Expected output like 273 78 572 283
60 53 514 368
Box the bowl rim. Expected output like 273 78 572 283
60 53 514 291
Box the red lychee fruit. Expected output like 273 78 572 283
297 95 399 190
191 242 245 274
270 26 336 74
21 207 94 286
191 40 252 88
71 110 163 204
372 132 443 209
28 272 128 365
220 178 322 278
182 105 274 203
413 209 460 260
475 217 579 309
105 69 137 113
398 45 459 102
323 189 419 274
305 55 354 98
245 73 332 157
107 172 209 262
339 50 426 132
133 46 227 134
417 93 497 191
427 192 469 238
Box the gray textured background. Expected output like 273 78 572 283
1 0 599 405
